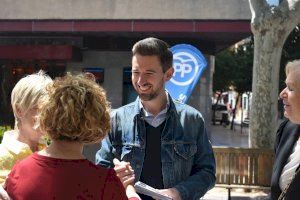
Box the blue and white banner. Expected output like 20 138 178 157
166 44 207 103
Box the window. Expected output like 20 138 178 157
122 68 137 105
82 68 104 84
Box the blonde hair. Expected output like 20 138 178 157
285 59 300 75
11 71 52 128
39 74 111 143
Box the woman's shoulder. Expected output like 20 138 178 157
85 162 123 188
277 120 300 138
86 162 119 182
0 140 33 171
84 160 115 175
275 119 300 151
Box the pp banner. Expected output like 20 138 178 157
166 44 207 103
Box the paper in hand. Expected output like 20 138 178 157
134 181 173 200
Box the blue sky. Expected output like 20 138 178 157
267 0 279 6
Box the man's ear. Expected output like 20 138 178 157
164 67 174 81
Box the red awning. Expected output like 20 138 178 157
0 45 81 61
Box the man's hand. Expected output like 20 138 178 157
113 158 135 188
157 188 181 200
0 185 11 200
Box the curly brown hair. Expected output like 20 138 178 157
39 73 111 143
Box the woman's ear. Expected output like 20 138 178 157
164 67 174 81
15 104 24 119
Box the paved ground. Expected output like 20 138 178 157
201 187 269 200
210 124 249 147
202 124 270 200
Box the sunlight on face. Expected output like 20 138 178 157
280 68 300 124
21 107 44 141
131 54 167 101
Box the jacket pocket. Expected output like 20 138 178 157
120 145 134 161
174 143 197 160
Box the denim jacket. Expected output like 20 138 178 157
96 96 216 200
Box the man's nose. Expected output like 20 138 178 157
137 74 147 85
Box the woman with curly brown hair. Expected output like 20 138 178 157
4 74 140 200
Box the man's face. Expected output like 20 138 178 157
280 68 300 124
131 54 173 101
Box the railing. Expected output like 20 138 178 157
213 147 275 199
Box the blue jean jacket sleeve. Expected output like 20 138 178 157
95 134 115 168
174 122 216 200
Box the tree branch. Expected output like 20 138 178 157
249 0 269 22
277 0 300 33
249 0 270 31
287 0 300 27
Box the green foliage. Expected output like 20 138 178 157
214 37 254 94
232 39 254 94
280 25 300 91
214 25 300 95
214 50 235 92
0 126 12 143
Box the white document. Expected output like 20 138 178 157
134 181 173 200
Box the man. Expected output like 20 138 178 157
96 37 216 200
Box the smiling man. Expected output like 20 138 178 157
96 37 216 200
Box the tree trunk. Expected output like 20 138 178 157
249 0 300 148
250 31 284 148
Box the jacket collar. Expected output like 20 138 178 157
273 121 300 181
132 92 177 118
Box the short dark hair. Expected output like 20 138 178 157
132 37 173 72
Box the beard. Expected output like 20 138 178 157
138 90 160 101
133 83 161 101
132 77 165 101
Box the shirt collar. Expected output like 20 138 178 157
139 91 170 117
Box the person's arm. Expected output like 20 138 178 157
95 117 139 199
113 159 140 200
113 159 135 188
95 111 120 168
274 119 289 154
0 183 11 200
168 116 216 200
126 185 141 200
103 169 140 200
95 134 116 168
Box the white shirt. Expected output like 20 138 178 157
279 139 300 191
139 92 170 127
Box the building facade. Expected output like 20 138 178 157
0 0 252 135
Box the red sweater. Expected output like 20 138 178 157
5 153 129 200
